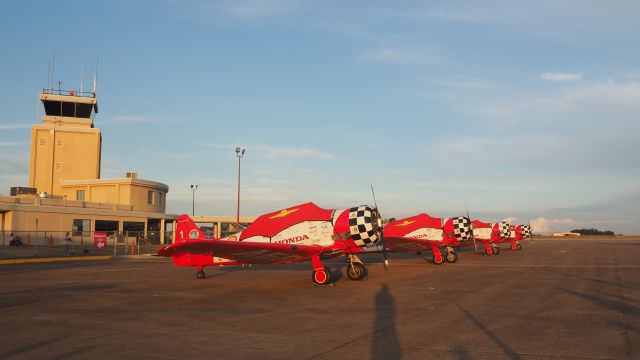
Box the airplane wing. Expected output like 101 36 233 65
383 236 440 252
383 214 445 252
158 239 325 264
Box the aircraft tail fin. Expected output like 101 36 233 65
175 214 205 243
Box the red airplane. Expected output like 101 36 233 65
157 202 382 286
381 214 473 264
506 224 522 251
470 220 511 255
511 224 533 250
520 224 533 240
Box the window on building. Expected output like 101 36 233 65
95 220 119 239
39 138 47 146
55 162 62 171
77 190 85 201
147 190 154 205
73 219 91 237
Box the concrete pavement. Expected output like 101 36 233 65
0 238 638 359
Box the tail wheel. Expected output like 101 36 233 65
433 253 445 265
516 243 522 251
312 268 333 286
196 270 205 279
492 246 500 255
347 263 368 281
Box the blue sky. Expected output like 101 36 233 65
1 0 639 234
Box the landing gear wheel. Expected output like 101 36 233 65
433 254 445 265
492 246 500 255
312 268 333 286
446 251 458 263
347 262 368 281
511 244 518 251
196 270 205 279
516 243 522 251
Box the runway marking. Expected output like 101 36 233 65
67 267 153 273
453 264 640 268
0 255 112 265
323 262 640 269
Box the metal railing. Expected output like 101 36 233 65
0 230 172 258
42 88 96 98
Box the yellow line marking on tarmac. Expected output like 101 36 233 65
0 256 113 265
453 264 640 268
67 267 152 273
323 262 640 269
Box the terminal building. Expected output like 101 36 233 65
0 83 254 247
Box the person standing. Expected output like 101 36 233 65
63 232 72 256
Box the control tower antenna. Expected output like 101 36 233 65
47 54 51 90
80 59 84 94
93 56 99 96
51 50 56 91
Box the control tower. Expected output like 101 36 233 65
29 87 101 196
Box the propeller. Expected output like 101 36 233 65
527 219 534 243
465 203 478 254
371 183 389 271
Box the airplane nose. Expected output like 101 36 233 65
348 205 382 246
450 216 473 241
498 221 511 239
521 224 532 237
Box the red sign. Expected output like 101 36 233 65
94 232 108 250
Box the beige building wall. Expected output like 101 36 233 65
29 112 102 196
26 91 169 213
0 195 176 246
58 177 168 213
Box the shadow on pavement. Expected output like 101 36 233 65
371 283 402 359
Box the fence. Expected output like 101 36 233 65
0 230 172 257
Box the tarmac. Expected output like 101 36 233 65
0 238 638 359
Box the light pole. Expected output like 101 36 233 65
190 184 198 216
235 146 245 226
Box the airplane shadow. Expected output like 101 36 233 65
371 283 402 360
558 288 639 318
453 301 523 360
200 261 347 283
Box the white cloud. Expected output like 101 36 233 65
530 217 576 234
0 141 23 147
98 115 156 124
503 216 517 224
362 48 442 66
261 147 332 160
206 0 305 18
432 77 505 90
542 72 583 82
0 123 31 130
391 1 640 32
198 142 333 160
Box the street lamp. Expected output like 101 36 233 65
235 146 246 226
190 184 198 216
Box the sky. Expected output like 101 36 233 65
1 0 639 234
